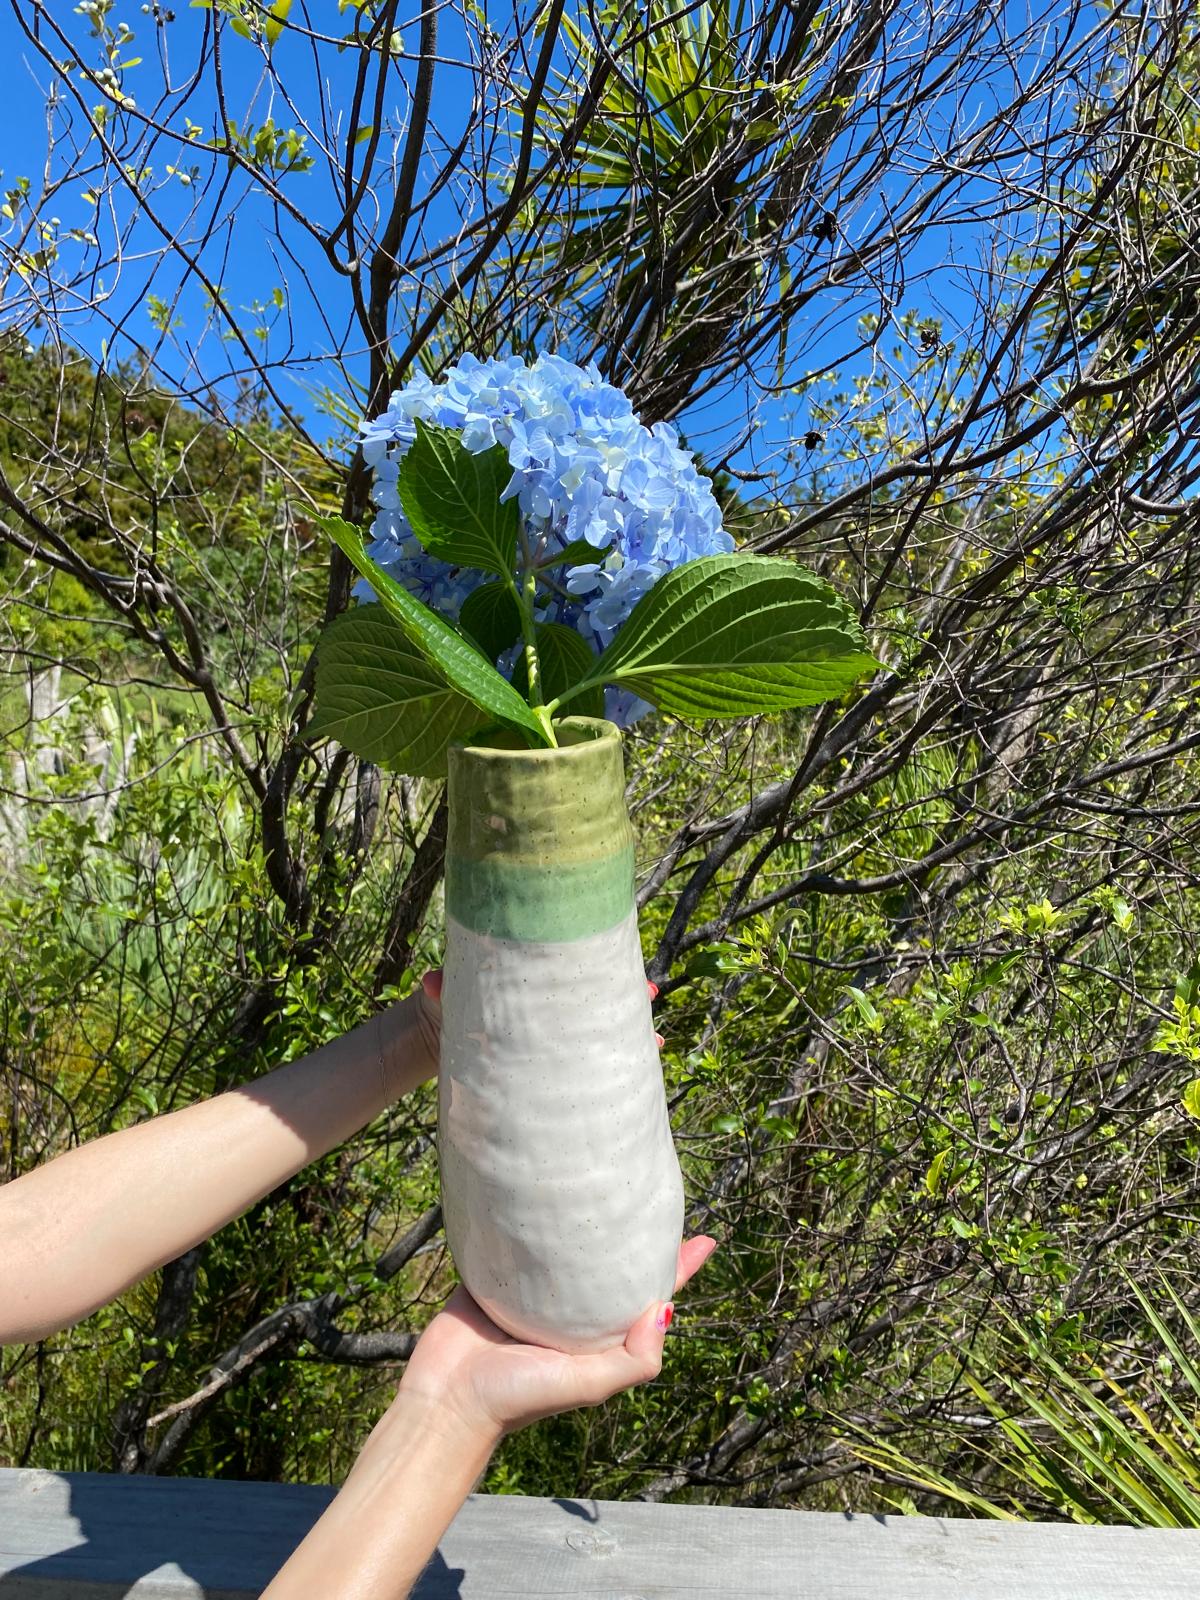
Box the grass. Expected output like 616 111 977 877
845 1276 1200 1527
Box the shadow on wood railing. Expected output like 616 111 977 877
0 1468 464 1597
4 1464 1200 1598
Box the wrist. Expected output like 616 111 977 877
390 1380 503 1456
344 1386 500 1504
336 1388 498 1512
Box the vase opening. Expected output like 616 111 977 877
456 715 618 759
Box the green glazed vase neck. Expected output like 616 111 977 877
445 717 635 943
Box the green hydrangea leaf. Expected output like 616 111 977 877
581 553 880 718
397 420 519 578
512 622 605 719
458 581 523 661
536 537 611 571
308 605 485 776
316 513 546 741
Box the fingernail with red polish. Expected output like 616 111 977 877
655 1032 665 1048
656 1303 674 1331
648 981 659 998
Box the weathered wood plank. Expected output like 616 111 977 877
2 1465 1199 1597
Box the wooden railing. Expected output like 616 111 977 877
2 1465 1198 1597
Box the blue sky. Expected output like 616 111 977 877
0 2 1091 486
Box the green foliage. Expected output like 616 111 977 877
191 0 294 56
398 422 519 579
307 605 485 776
574 553 880 717
315 514 547 744
535 538 610 571
1154 995 1200 1066
458 582 523 662
0 335 329 674
847 1280 1200 1527
526 0 824 376
226 118 312 174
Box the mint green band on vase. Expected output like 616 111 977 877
445 717 635 943
446 843 635 942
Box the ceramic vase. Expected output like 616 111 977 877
437 716 684 1353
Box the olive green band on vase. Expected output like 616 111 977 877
446 717 632 867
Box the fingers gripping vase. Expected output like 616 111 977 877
437 716 684 1354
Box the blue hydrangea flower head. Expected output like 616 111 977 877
358 352 733 724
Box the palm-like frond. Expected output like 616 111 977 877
509 0 839 408
846 1280 1200 1527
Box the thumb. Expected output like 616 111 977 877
625 1296 673 1371
562 1299 673 1409
420 968 444 1004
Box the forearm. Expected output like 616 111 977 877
0 995 435 1345
261 1392 499 1600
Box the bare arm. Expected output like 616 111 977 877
260 1389 499 1600
0 987 440 1345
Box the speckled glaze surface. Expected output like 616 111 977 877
438 718 685 1353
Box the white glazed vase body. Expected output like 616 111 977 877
437 717 684 1353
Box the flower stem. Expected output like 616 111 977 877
514 565 556 747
